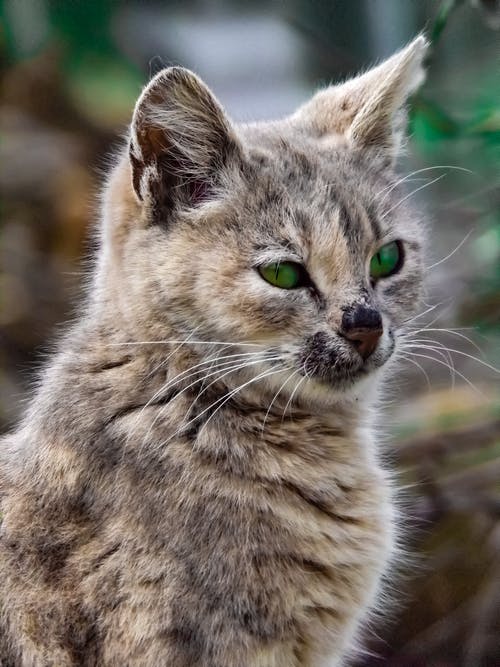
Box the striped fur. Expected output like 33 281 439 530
0 37 428 666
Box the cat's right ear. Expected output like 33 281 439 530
129 67 241 217
293 36 428 164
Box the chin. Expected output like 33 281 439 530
297 350 393 408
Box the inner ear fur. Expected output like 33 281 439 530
129 66 242 219
293 35 429 162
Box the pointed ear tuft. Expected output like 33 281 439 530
129 67 241 218
294 35 429 162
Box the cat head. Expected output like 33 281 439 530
100 36 428 405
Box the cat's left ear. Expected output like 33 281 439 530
129 67 242 215
294 35 429 163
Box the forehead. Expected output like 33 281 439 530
241 132 394 257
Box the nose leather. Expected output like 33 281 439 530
340 306 383 360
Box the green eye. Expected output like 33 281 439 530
258 262 303 289
369 241 402 280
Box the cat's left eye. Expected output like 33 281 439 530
258 261 306 289
369 241 403 281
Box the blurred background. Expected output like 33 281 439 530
1 0 499 665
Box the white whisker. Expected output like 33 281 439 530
381 174 447 219
125 350 281 463
281 374 307 423
407 327 484 356
142 354 284 449
426 229 474 270
145 349 278 408
376 165 473 201
261 368 299 437
107 339 266 348
400 301 448 327
404 350 483 395
416 344 499 375
176 355 285 426
399 342 456 386
200 366 287 436
394 353 432 390
145 325 202 380
165 366 286 446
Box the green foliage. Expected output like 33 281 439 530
410 0 500 333
430 0 466 44
0 0 141 125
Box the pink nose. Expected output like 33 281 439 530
341 327 383 360
340 305 383 360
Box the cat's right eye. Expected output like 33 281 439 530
369 241 403 281
257 261 307 290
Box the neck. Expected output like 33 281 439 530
25 316 374 477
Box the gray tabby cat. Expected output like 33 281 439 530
0 36 428 667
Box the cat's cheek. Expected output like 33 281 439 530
217 279 314 340
379 277 424 324
232 297 306 340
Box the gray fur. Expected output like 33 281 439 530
0 37 428 666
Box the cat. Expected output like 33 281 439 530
0 36 428 667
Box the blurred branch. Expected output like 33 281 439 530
396 418 500 461
464 558 500 666
400 597 471 656
431 0 466 44
440 458 500 494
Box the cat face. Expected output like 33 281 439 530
104 37 427 402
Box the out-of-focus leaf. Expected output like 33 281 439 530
410 97 461 147
47 1 118 63
66 56 141 128
460 220 500 330
467 109 500 138
473 222 500 264
431 0 466 43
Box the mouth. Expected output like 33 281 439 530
296 331 395 388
